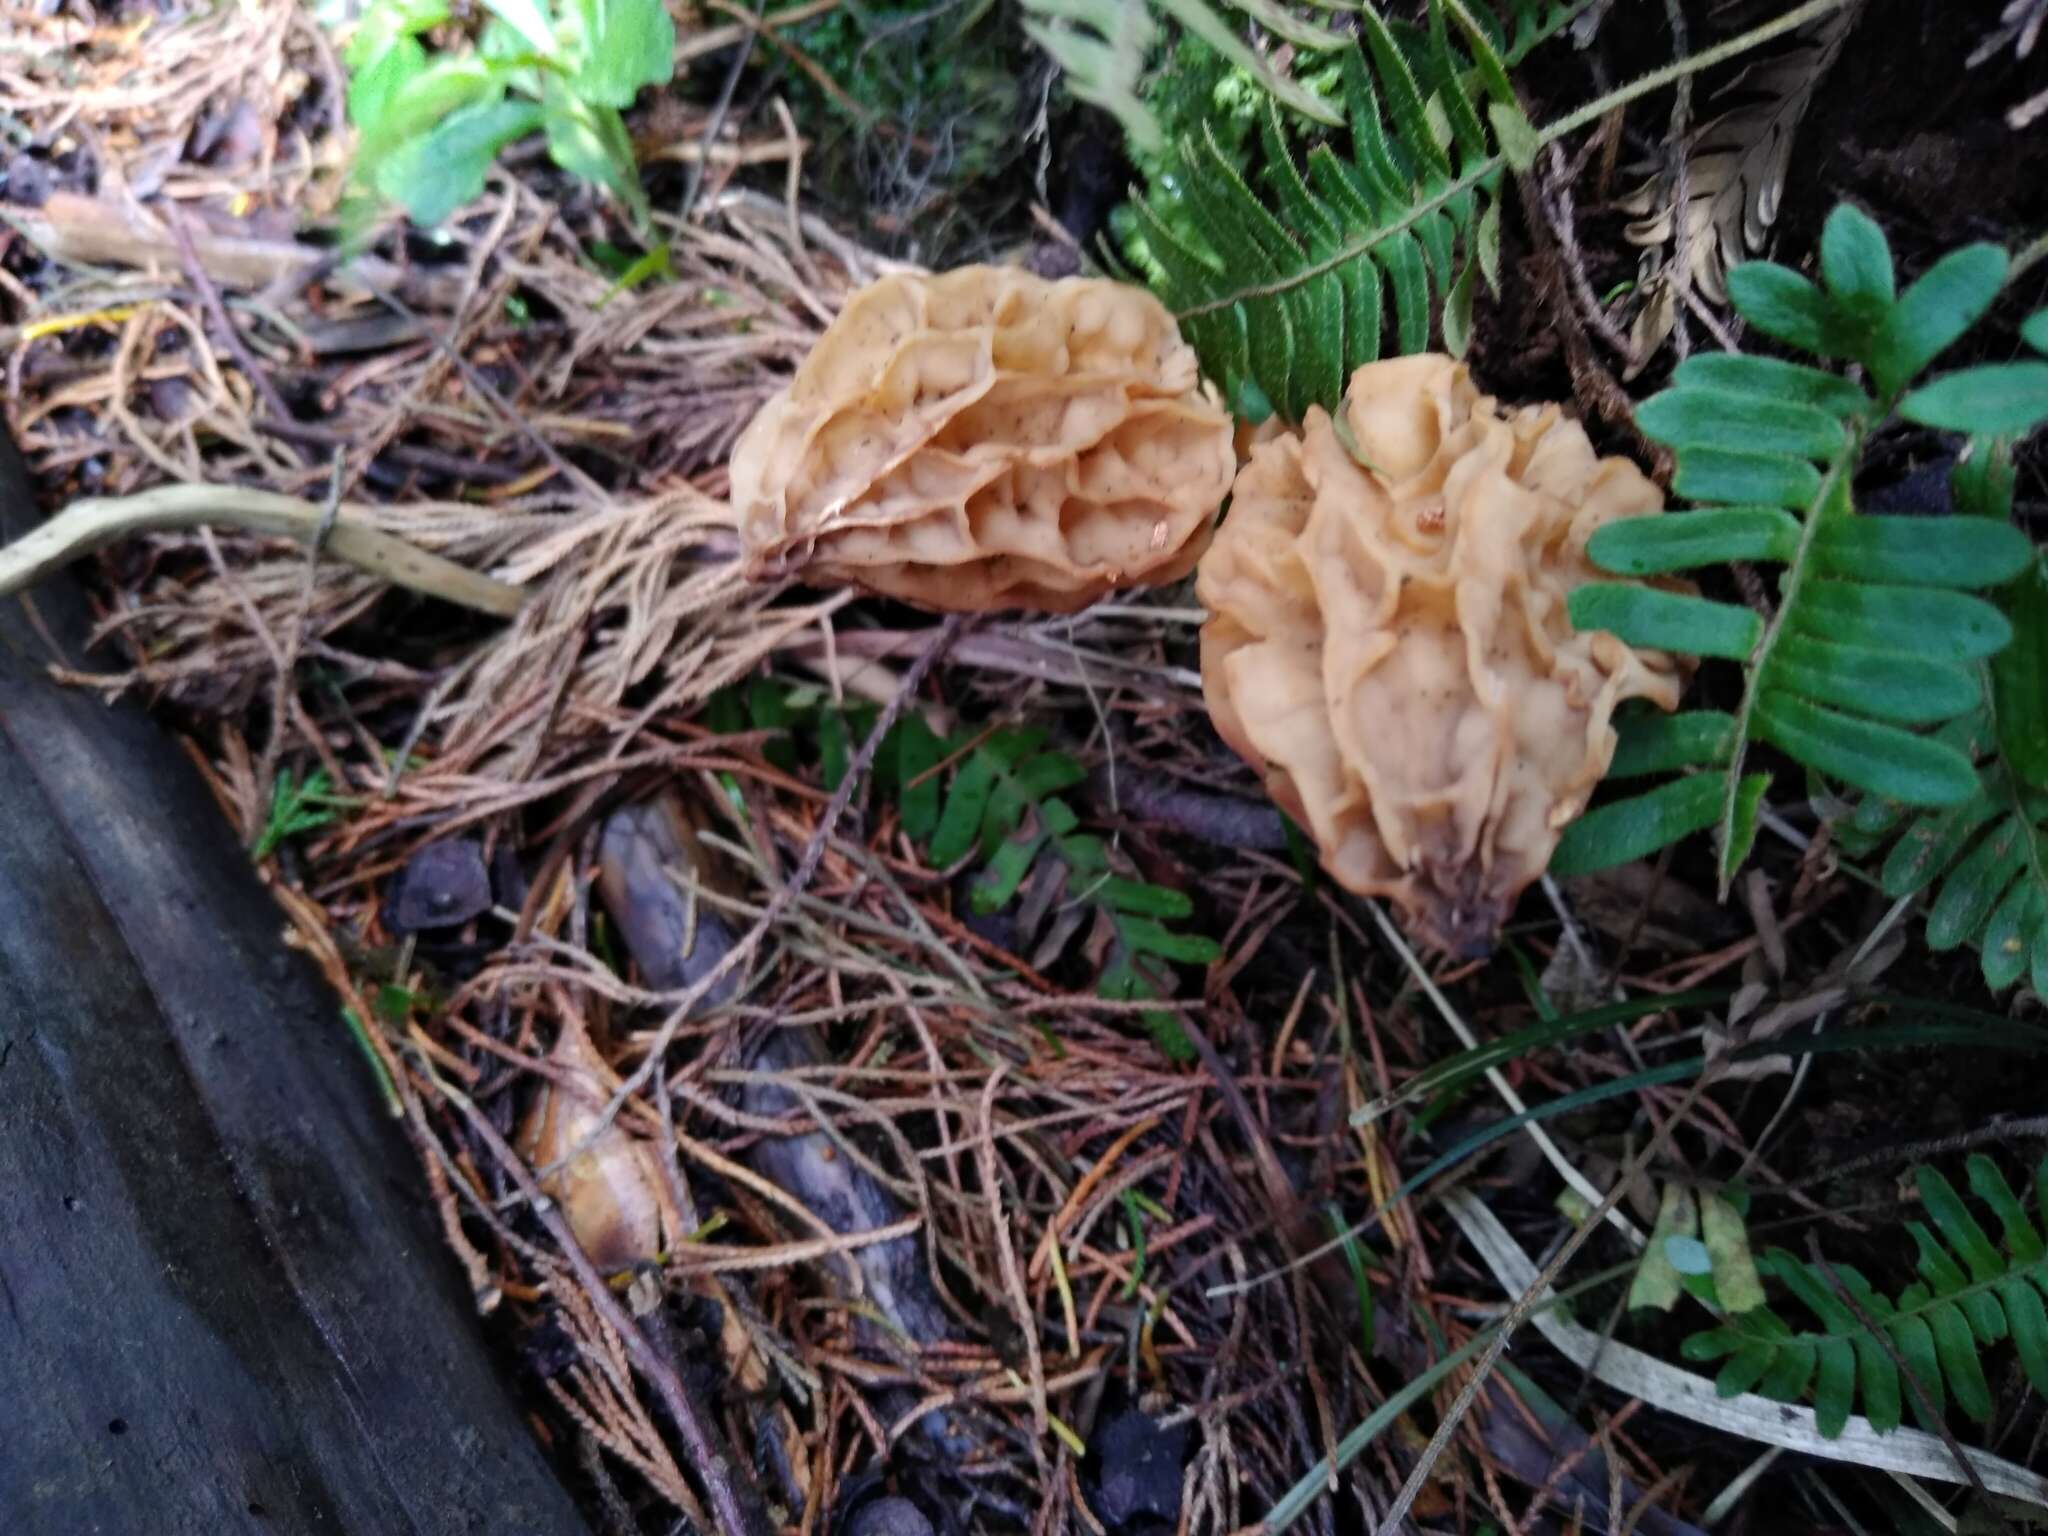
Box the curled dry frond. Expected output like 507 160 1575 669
729 266 1235 614
1618 0 1864 362
1198 355 1686 954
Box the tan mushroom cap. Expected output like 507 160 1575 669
1198 355 1687 955
729 266 1235 613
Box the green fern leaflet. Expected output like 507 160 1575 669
1134 0 1579 421
1682 1157 2048 1439
1554 204 2047 895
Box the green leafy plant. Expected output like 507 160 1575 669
709 683 1218 1060
926 727 1220 1061
1553 204 2048 898
1681 1156 2048 1439
1121 0 1599 421
340 0 675 228
254 766 359 860
1830 446 2048 994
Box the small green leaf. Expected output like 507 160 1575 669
1795 581 2012 660
1928 1300 1993 1421
1587 507 1800 574
1888 1312 1947 1430
1672 352 1874 417
930 751 997 867
573 0 676 107
1990 561 2048 794
1725 262 1859 359
1637 388 1847 459
1721 771 1770 877
1925 818 2026 949
377 97 544 225
1819 203 1895 312
1810 514 2033 588
1477 200 1501 295
1671 447 1823 508
1487 98 1537 172
1119 917 1222 966
2024 309 2048 354
1753 692 1979 806
1814 1337 1857 1439
1867 243 2009 396
1442 260 1477 359
1767 636 1981 725
1099 878 1194 919
1967 1153 2045 1263
1715 1341 1777 1398
1758 1338 1819 1404
1917 1166 2004 1283
1549 772 1725 876
1569 586 1762 661
2000 1278 2048 1395
973 828 1050 915
894 715 945 845
1900 363 2048 436
1606 710 1736 777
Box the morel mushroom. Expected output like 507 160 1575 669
1198 355 1686 955
729 266 1235 613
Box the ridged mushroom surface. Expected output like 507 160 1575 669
730 266 1235 613
1198 355 1687 953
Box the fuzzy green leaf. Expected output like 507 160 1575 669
1900 363 2048 437
1587 507 1800 574
1637 389 1848 460
1549 772 1724 876
1929 1300 1994 1421
1606 710 1736 777
1887 1312 1946 1429
1671 448 1823 509
1120 916 1222 966
1925 816 2027 949
572 0 676 107
1820 202 1896 313
378 97 544 225
1767 635 1981 725
1867 243 2010 396
1570 586 1762 660
1995 560 2048 794
1722 771 1771 877
1752 692 1979 806
2025 309 2048 354
1725 262 1859 359
1809 514 2033 588
1671 352 1875 417
1794 582 2012 660
1968 1153 2045 1265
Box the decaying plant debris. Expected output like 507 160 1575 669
5 4 2048 1536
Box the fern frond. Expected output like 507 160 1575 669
1555 205 2046 896
929 726 1219 1060
1618 0 1864 361
1135 0 1572 420
1829 447 2048 994
1681 1156 2048 1439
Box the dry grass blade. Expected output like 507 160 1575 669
1619 0 1865 356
